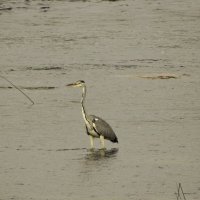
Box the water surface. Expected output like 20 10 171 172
0 0 200 199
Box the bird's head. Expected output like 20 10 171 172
66 80 85 88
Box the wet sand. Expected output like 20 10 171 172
0 0 200 199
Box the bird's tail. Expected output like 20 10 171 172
112 137 118 143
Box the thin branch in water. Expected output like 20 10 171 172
0 74 34 105
179 183 187 200
176 183 180 200
176 183 187 200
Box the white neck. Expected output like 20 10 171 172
81 86 88 123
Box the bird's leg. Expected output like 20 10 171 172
89 135 94 149
100 135 106 150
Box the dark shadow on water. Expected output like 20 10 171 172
16 147 87 152
84 148 119 161
56 147 87 151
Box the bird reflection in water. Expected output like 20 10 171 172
85 148 119 161
78 148 119 180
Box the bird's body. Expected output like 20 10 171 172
67 80 118 149
85 115 118 143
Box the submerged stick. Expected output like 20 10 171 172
179 183 187 200
176 183 187 200
0 74 34 105
176 183 180 200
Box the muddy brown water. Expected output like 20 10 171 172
0 0 200 199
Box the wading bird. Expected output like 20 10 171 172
67 80 118 149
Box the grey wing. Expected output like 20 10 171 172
90 115 118 143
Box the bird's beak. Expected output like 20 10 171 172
66 82 80 87
66 83 76 87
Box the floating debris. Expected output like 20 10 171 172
26 66 63 71
0 7 12 11
40 6 50 12
40 6 50 10
139 74 179 80
182 73 190 77
0 86 13 89
23 86 56 90
0 86 56 90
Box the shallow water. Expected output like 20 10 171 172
0 0 200 199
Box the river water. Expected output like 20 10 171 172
0 0 200 199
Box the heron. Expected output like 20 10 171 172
67 80 118 149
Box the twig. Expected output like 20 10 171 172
179 183 187 200
0 74 34 105
176 183 187 200
176 183 180 200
